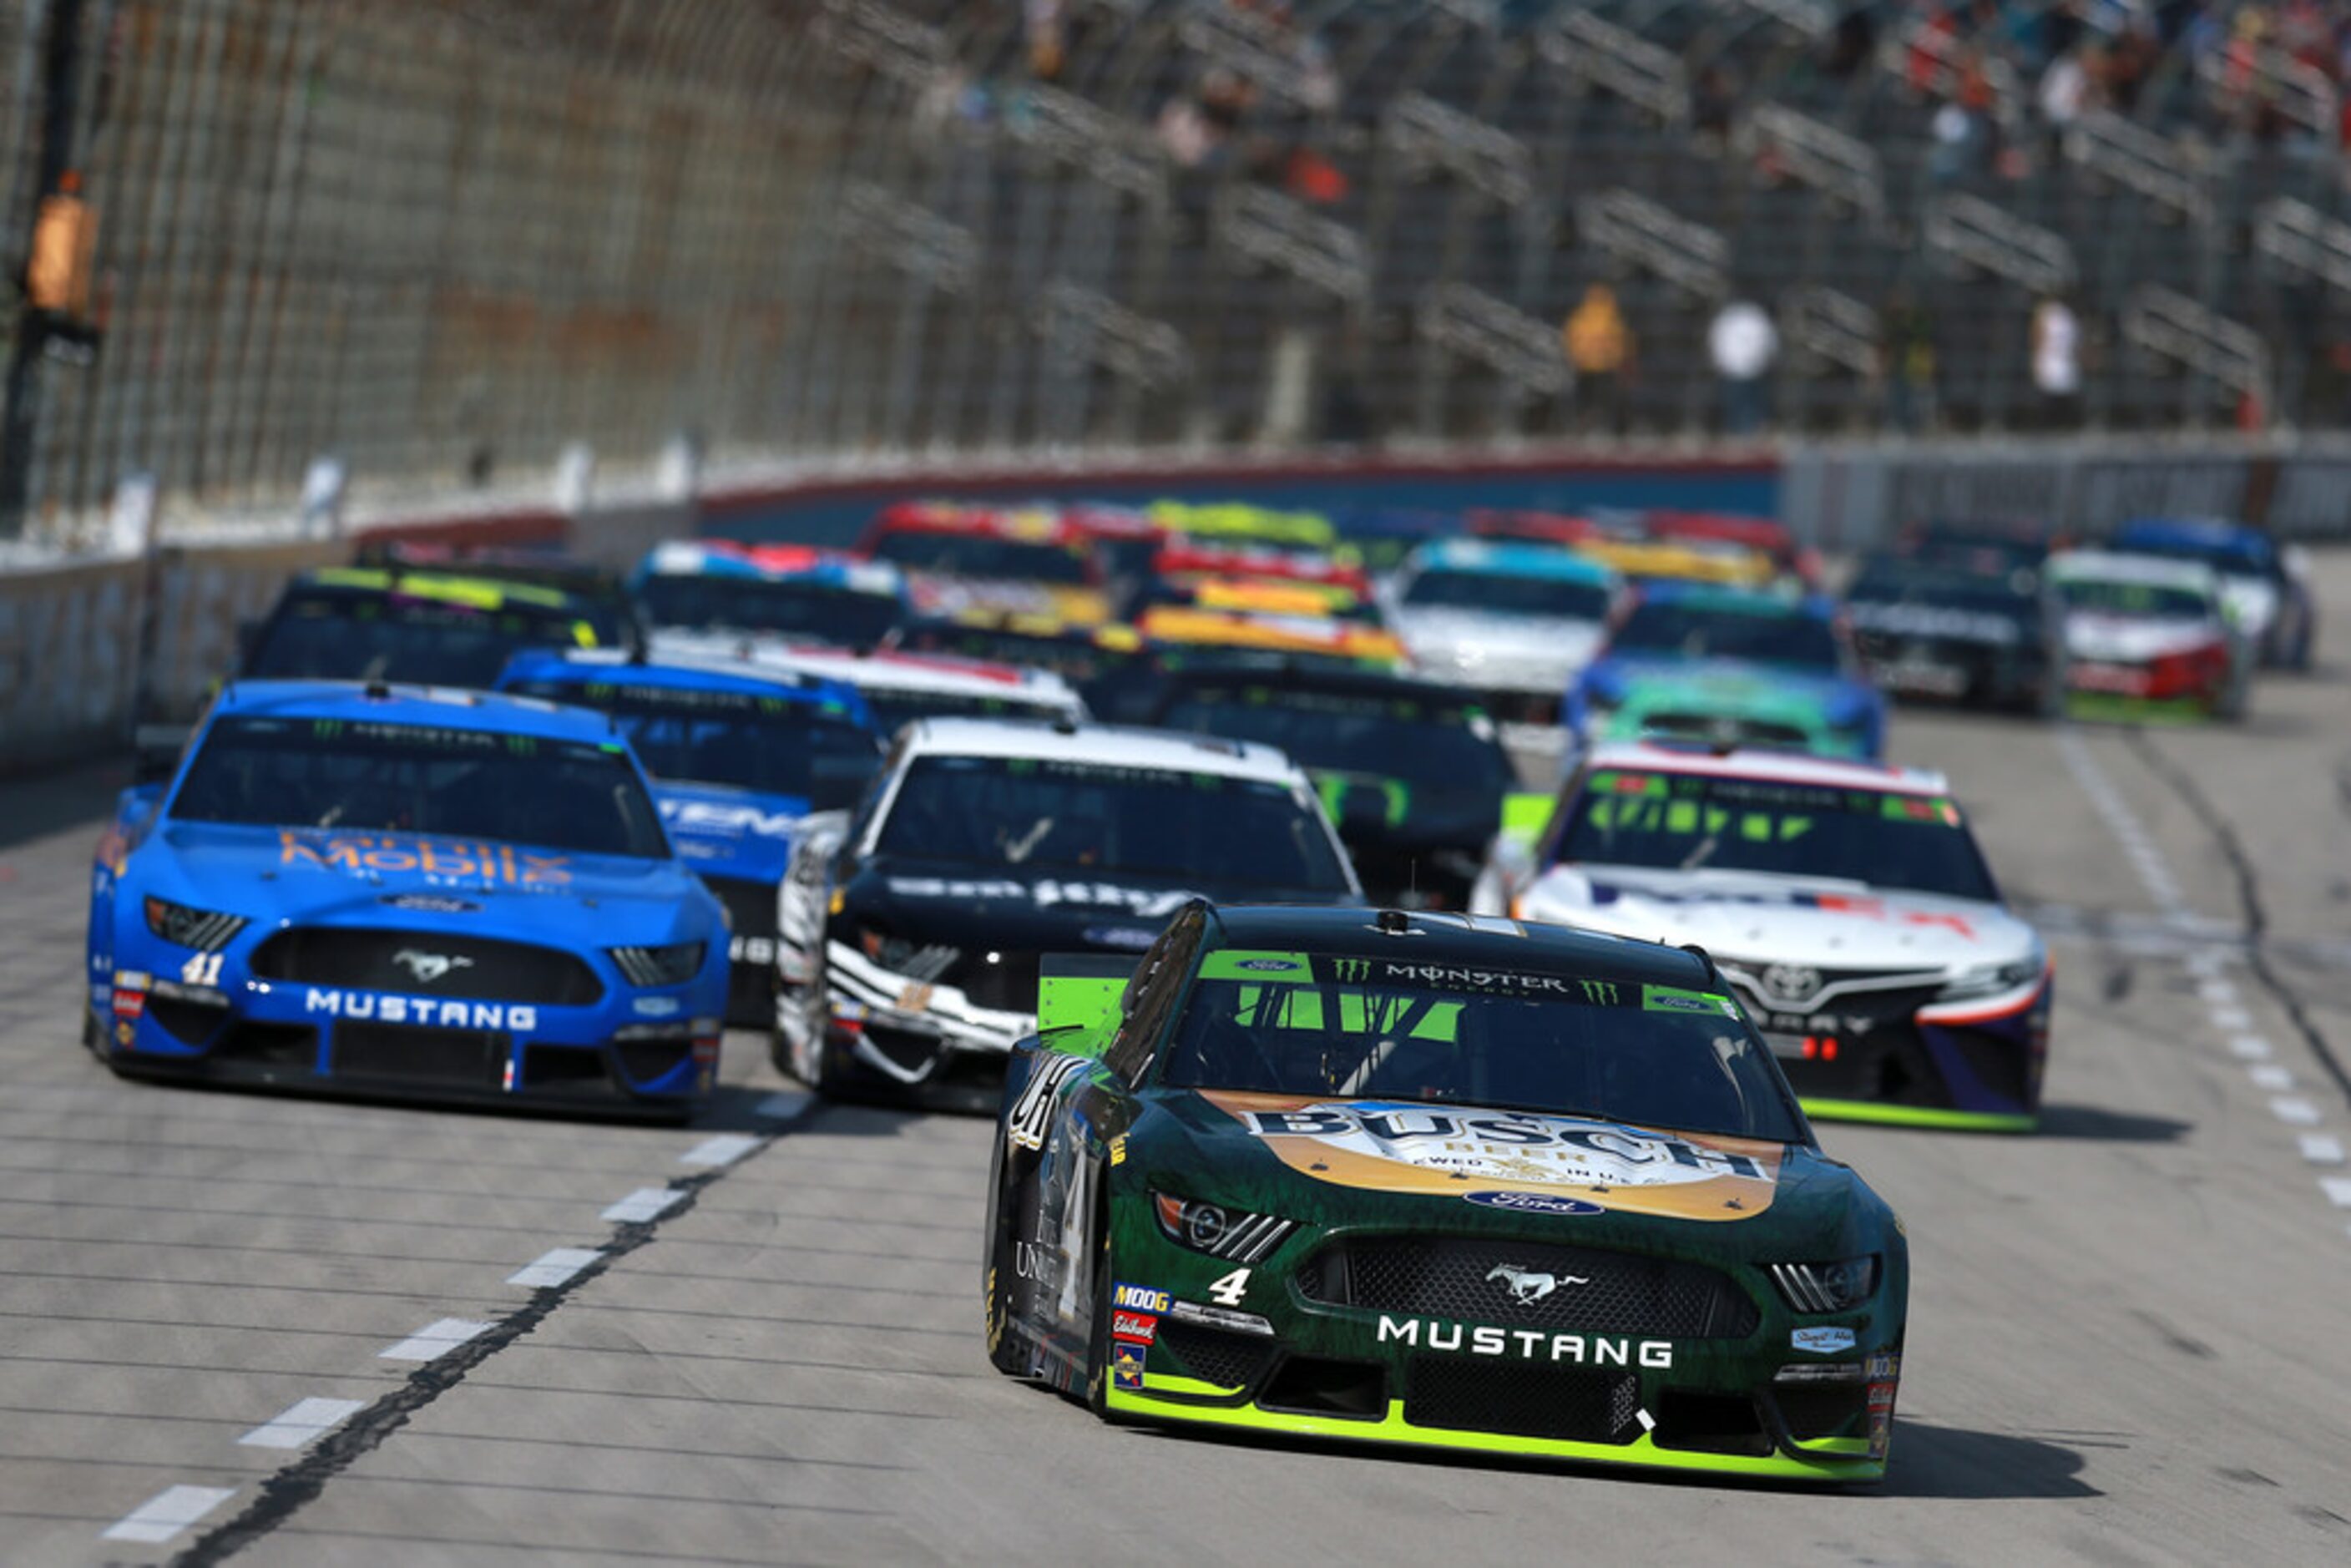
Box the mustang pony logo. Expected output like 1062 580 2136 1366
391 949 473 984
1487 1263 1587 1306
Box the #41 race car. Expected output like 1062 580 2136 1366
985 903 1908 1481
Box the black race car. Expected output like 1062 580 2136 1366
773 718 1363 1105
239 568 616 689
1144 655 1514 908
1843 554 2062 714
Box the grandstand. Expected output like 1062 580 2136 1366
786 0 2351 448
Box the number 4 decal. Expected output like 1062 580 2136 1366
179 953 222 987
1207 1267 1250 1307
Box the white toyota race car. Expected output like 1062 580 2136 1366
1474 742 2049 1131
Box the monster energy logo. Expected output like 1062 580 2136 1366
1578 979 1620 1004
1331 958 1372 983
311 720 345 739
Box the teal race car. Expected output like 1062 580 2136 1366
983 903 1909 1482
1594 666 1853 757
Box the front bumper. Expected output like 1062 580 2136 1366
818 940 1036 1088
1745 976 2051 1133
97 960 720 1117
2064 657 2224 716
1102 1228 1898 1483
1856 634 2044 709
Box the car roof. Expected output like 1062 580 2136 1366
1412 538 1619 584
639 539 906 595
2048 549 2222 590
2112 518 2273 557
1584 740 1949 794
1201 903 1716 989
497 647 869 710
1631 581 1828 616
208 678 615 742
294 566 584 614
899 717 1303 784
653 632 1085 708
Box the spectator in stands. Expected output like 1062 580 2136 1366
1881 289 1939 432
2031 294 2085 427
1691 65 1737 149
1564 285 1634 435
2039 43 2092 154
1708 297 1778 437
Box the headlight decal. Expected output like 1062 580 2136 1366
1769 1257 1880 1314
607 940 707 988
143 897 246 953
1152 1192 1295 1263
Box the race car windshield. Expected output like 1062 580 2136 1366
874 756 1353 892
1157 685 1510 793
502 680 882 806
867 529 1093 585
1160 965 1802 1143
860 690 1076 736
245 590 592 687
169 716 669 857
1846 567 2032 615
1608 601 1841 670
2117 537 2272 577
1401 569 1612 620
1557 769 2000 903
895 625 1140 686
2054 579 2212 620
634 575 902 650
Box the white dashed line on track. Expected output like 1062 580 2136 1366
2198 979 2240 1005
507 1247 603 1289
378 1318 494 1363
2228 1035 2273 1060
2250 1064 2296 1091
2322 1176 2351 1209
2210 1007 2254 1032
2299 1135 2346 1166
102 1485 236 1544
238 1396 368 1450
680 1132 762 1168
2271 1098 2324 1128
601 1187 687 1223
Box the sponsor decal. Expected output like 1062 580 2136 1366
1006 1054 1086 1151
114 970 151 990
1866 1375 1899 1460
114 1019 135 1047
1791 1326 1858 1355
1208 1095 1781 1222
1083 925 1159 951
1866 1351 1900 1381
1486 1263 1589 1306
89 982 110 1009
391 949 473 985
280 832 572 887
887 876 1197 919
1113 1282 1171 1313
1108 1134 1128 1167
1111 1311 1158 1344
111 986 146 1019
662 799 805 840
726 935 776 966
1111 1338 1148 1391
1014 1241 1061 1288
632 996 683 1018
1167 1299 1275 1336
304 989 536 1032
1377 1315 1673 1369
1236 958 1302 973
382 893 480 914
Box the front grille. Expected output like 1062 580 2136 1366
1297 1237 1758 1338
251 928 602 1005
210 1022 316 1071
948 950 1041 1014
1158 1322 1278 1392
1723 964 1944 1028
1641 712 1812 750
333 1022 505 1087
702 876 776 938
1405 1356 1640 1444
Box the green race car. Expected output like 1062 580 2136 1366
1596 668 1855 757
983 903 1909 1482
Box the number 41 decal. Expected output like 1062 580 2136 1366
1207 1267 1250 1307
179 953 222 987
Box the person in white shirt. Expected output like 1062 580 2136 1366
1708 297 1778 436
2030 295 2083 428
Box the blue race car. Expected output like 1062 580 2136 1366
2110 518 2316 670
87 680 731 1119
1565 584 1887 762
496 649 887 1024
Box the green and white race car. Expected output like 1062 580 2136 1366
983 903 1909 1481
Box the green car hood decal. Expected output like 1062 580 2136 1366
1312 771 1412 828
1194 1091 1783 1222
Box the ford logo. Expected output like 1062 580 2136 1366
1464 1191 1604 1217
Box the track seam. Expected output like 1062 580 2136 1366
2120 729 2351 1108
166 1114 805 1565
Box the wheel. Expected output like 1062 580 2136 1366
1084 1202 1115 1419
982 1141 1028 1377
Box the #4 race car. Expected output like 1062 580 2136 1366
985 903 1908 1481
88 680 731 1118
774 719 1363 1105
1475 743 2049 1132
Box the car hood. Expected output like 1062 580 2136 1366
1583 657 1875 723
1136 1090 1874 1248
140 822 714 945
2063 611 2222 662
1390 608 1606 690
843 857 1359 955
1522 863 2035 971
655 781 811 883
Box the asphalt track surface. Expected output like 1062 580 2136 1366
5 570 2351 1566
